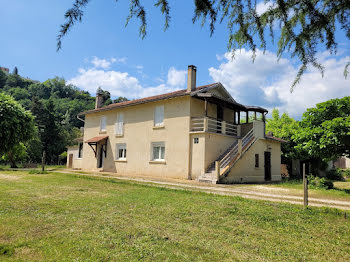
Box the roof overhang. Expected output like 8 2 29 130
85 136 109 157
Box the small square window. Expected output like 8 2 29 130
194 137 199 144
255 154 259 168
152 142 165 161
116 144 126 160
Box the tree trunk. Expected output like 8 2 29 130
42 151 46 171
8 151 18 168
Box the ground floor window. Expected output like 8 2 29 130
116 143 127 160
152 142 165 161
255 154 259 167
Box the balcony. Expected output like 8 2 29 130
191 117 239 137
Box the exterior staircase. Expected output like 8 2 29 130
198 128 257 184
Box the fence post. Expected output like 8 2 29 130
303 163 308 207
215 161 220 181
237 125 241 137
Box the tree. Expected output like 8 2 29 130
58 0 350 88
294 97 350 162
0 93 35 166
12 66 18 75
114 97 129 103
265 108 301 161
0 70 7 88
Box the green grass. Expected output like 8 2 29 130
0 171 350 261
264 178 350 200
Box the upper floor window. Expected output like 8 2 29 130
154 105 164 127
115 113 124 136
100 116 107 132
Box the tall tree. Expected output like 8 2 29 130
294 97 350 162
0 93 35 167
58 0 350 88
266 108 301 161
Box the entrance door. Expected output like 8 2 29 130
217 106 223 133
98 145 104 168
264 151 271 181
68 154 73 168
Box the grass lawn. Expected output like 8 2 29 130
261 179 350 201
0 171 350 261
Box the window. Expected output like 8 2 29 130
116 143 126 160
255 154 259 168
154 105 164 127
78 142 83 158
194 137 199 144
100 116 107 132
115 113 124 136
152 142 165 161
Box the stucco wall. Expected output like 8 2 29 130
82 96 191 179
222 138 281 183
67 146 83 169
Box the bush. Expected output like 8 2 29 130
326 168 345 181
309 175 334 190
340 169 350 179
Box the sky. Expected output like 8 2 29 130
1 0 349 119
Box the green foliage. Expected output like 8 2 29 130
266 108 300 160
341 169 350 178
1 143 28 167
0 70 7 88
113 96 129 103
309 175 334 190
294 97 350 162
326 168 345 181
0 93 35 156
58 0 349 88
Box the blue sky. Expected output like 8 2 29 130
1 0 349 118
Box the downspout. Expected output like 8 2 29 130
77 114 85 123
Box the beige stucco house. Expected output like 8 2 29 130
71 65 285 183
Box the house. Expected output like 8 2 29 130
66 137 84 169
73 65 284 183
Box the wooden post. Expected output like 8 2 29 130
233 111 236 125
222 121 226 135
204 99 208 117
42 150 46 172
254 111 257 120
237 111 241 124
203 117 208 132
215 161 220 181
303 163 308 207
246 111 249 123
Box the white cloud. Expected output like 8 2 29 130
209 49 350 118
68 64 186 99
90 56 127 69
167 67 187 87
256 1 274 15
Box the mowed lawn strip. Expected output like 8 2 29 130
0 171 349 261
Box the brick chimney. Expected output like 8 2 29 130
187 65 197 92
95 87 104 109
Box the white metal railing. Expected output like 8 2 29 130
191 117 238 137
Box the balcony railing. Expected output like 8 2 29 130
191 117 238 136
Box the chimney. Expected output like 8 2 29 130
95 87 104 109
187 65 197 92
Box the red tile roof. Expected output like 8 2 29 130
79 83 219 115
85 135 108 143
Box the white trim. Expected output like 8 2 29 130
151 142 165 161
100 116 107 132
115 143 127 160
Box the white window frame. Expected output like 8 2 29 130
115 113 124 136
116 143 127 160
154 105 164 127
100 116 107 132
151 142 165 161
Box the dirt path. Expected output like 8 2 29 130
51 170 350 211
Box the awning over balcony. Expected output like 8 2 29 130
85 135 108 157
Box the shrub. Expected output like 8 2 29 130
340 169 350 179
309 175 334 190
326 168 345 181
